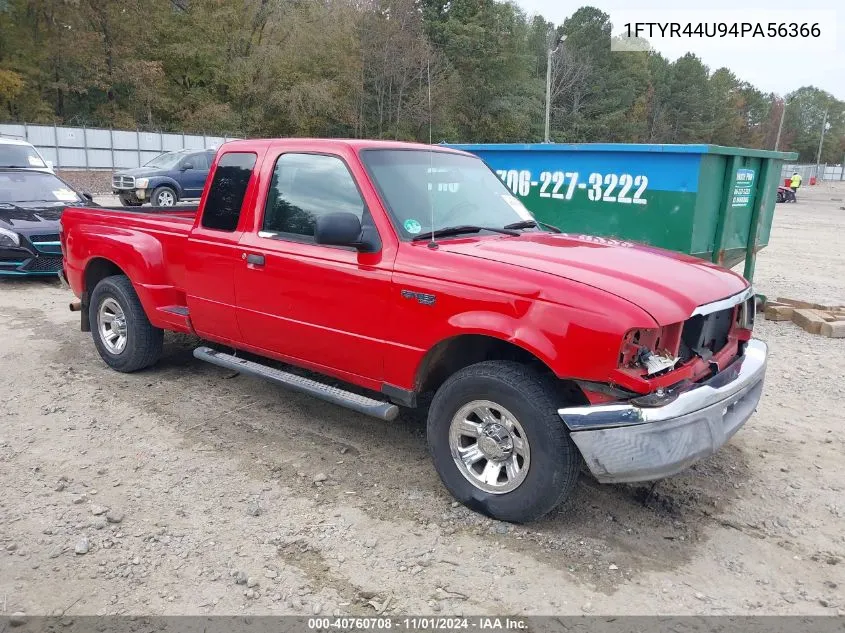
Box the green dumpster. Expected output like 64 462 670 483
445 143 798 281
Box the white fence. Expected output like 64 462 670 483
0 122 238 170
780 163 845 183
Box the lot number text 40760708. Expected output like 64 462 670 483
496 169 649 205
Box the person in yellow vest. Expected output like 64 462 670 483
787 172 802 202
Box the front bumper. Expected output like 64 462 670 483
0 235 63 276
559 339 767 483
113 189 148 201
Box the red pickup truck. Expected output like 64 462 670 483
61 138 768 522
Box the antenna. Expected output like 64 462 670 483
426 58 437 250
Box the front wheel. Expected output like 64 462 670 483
151 186 177 207
427 361 581 523
89 275 163 372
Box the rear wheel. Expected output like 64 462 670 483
427 361 581 523
776 190 784 203
89 275 163 372
151 186 177 207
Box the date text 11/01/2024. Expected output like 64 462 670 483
495 169 649 205
307 617 528 630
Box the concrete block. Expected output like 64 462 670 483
776 297 816 309
821 321 845 338
812 299 845 310
791 309 826 334
765 305 793 321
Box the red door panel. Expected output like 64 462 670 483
232 147 396 384
234 238 392 381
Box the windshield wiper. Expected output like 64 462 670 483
503 219 562 233
411 224 520 241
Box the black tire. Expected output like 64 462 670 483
427 361 581 523
118 193 142 207
89 275 163 372
776 190 784 203
151 186 177 207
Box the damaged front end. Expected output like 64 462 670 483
614 286 757 391
558 287 766 484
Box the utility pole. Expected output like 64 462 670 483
815 108 828 182
544 35 566 143
774 98 787 151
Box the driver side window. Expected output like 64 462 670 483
262 153 365 240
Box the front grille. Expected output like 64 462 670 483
28 233 61 253
679 308 733 362
112 175 135 189
29 233 60 243
22 255 62 272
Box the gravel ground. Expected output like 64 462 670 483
57 170 113 196
1 184 843 617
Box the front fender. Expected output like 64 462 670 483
398 295 656 394
148 176 183 198
446 309 559 369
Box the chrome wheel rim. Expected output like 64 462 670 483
449 400 530 494
97 297 128 354
156 190 175 206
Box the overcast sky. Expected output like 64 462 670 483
514 0 844 100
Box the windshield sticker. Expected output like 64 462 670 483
28 155 46 167
52 188 79 201
501 194 533 220
404 219 422 234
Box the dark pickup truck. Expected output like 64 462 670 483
62 138 767 523
112 149 214 207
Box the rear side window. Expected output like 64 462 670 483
262 153 364 239
188 152 209 170
201 152 256 232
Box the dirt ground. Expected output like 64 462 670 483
1 183 843 617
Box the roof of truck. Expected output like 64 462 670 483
217 138 470 155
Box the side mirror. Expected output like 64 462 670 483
180 162 193 171
46 160 54 172
314 212 379 252
81 191 94 203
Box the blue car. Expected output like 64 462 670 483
111 149 215 207
0 168 92 277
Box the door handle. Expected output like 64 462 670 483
245 253 265 266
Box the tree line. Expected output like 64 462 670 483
1 0 843 163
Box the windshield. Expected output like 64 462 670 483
0 171 82 204
143 151 186 169
360 150 534 239
0 143 47 169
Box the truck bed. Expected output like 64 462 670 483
61 205 200 333
67 205 199 230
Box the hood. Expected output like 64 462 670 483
439 232 749 324
115 167 170 177
0 202 67 232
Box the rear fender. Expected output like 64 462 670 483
75 226 177 328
